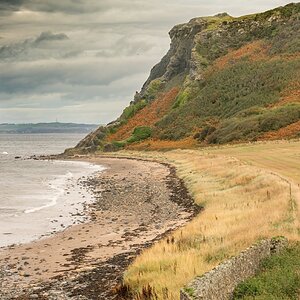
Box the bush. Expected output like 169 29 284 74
233 281 261 298
144 79 164 101
206 104 300 144
194 126 216 141
127 126 152 144
121 100 147 121
233 242 300 300
173 89 192 109
112 141 127 149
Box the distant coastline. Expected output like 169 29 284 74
0 122 98 134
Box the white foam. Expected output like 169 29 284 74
24 171 74 214
2 151 8 155
24 196 58 214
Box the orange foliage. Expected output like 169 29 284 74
212 40 270 71
107 88 179 141
271 81 300 108
126 137 197 151
209 40 300 75
259 120 300 140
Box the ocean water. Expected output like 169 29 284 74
0 134 104 247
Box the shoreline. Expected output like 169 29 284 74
0 159 103 249
0 156 201 300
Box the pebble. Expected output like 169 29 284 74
0 158 198 300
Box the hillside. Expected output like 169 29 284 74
75 3 300 152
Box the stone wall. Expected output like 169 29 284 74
180 237 287 300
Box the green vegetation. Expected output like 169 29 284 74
75 3 300 151
173 88 193 109
111 140 127 149
183 287 196 299
202 14 234 31
120 79 164 123
121 100 147 121
194 125 216 142
155 57 300 141
107 126 153 150
144 79 164 101
207 104 300 144
233 242 300 300
196 3 300 61
198 59 298 118
127 126 152 143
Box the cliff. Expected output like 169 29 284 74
73 3 300 153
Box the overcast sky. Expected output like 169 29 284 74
0 0 293 124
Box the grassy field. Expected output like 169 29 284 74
108 139 300 299
233 242 300 300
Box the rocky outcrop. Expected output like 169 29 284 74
138 17 208 98
74 3 300 152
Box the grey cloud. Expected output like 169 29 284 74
0 0 23 12
0 31 69 61
34 31 68 43
97 36 155 57
62 50 83 59
0 0 143 15
0 0 295 124
0 55 155 95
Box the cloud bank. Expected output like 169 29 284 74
0 0 293 123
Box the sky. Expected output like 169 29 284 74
0 0 294 124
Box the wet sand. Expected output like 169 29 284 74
0 157 200 300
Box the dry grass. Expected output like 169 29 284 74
126 137 197 151
211 40 270 71
107 140 300 299
259 120 300 140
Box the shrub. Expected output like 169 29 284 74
127 126 152 144
112 141 127 149
121 100 147 121
144 79 164 101
233 242 300 300
208 104 300 144
194 126 216 141
173 89 192 109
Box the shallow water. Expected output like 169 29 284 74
0 133 104 247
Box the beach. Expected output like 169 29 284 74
0 156 200 300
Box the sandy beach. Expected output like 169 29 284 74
0 156 200 300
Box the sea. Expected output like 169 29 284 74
0 133 104 247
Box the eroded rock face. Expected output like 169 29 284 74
73 3 300 152
136 3 300 101
69 126 108 152
139 18 207 98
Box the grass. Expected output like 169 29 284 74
233 242 300 300
155 57 300 141
103 140 300 299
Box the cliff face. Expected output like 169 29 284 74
139 18 207 96
73 3 300 153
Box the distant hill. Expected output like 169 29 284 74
0 123 98 134
75 3 300 152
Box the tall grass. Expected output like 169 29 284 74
112 144 300 299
